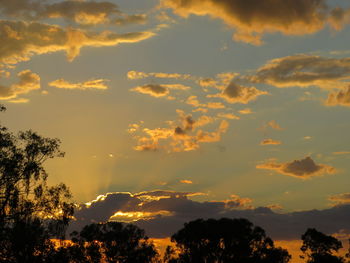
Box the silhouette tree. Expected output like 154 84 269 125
165 218 291 263
70 221 160 263
0 105 75 262
300 228 345 263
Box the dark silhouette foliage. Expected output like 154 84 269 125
0 105 74 262
165 218 291 263
300 228 345 263
68 221 160 263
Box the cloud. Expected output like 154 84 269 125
133 111 230 152
131 83 190 98
160 0 350 45
127 71 192 80
256 156 336 179
0 69 40 100
49 78 109 90
251 54 350 89
238 108 253 114
70 191 350 241
260 139 282 146
0 0 147 26
326 87 350 106
180 180 193 184
332 151 350 155
329 193 350 206
0 20 155 66
208 82 267 104
217 113 240 120
131 84 169 98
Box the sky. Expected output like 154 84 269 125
1 0 350 260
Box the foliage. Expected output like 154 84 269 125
165 218 291 263
68 221 160 263
300 228 345 263
0 104 75 262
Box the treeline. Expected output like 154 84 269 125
0 105 349 263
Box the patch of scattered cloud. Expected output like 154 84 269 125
49 78 109 90
256 156 336 179
0 69 40 100
260 139 282 146
208 82 268 104
326 87 350 106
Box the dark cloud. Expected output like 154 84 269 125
256 156 336 179
329 193 350 206
0 0 147 26
69 191 350 240
131 84 169 98
160 0 350 45
208 82 267 104
251 54 350 89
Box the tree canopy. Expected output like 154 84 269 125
301 228 345 263
165 217 291 263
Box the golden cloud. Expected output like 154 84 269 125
131 84 169 98
0 20 155 66
0 69 40 100
260 139 282 145
0 0 147 26
49 78 109 90
256 156 336 179
329 193 350 206
217 112 240 120
326 87 350 107
127 70 192 80
208 82 268 104
160 0 350 45
252 54 350 89
133 111 230 152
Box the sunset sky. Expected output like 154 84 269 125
1 0 350 259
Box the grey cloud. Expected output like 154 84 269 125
69 191 350 241
160 0 350 45
0 0 147 26
251 54 350 89
256 156 336 179
208 82 268 104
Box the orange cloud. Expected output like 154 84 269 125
326 87 350 107
217 112 240 120
0 0 147 26
133 111 230 152
127 70 192 80
209 82 267 104
180 180 193 184
260 139 282 145
256 156 336 179
0 69 40 100
49 78 109 90
131 84 170 97
238 108 253 114
329 193 350 206
160 0 349 45
0 20 155 66
251 54 350 89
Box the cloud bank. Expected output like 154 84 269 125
160 0 350 45
70 191 350 240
